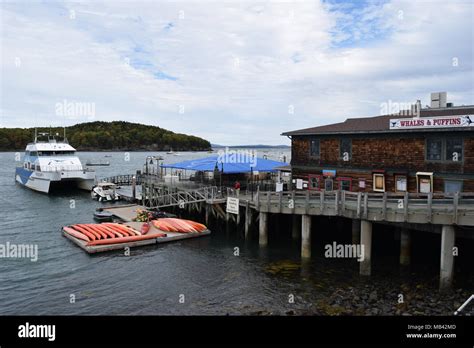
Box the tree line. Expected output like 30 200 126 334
0 121 211 151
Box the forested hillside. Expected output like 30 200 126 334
0 121 211 151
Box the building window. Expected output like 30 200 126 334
426 138 463 162
337 177 352 191
308 175 321 190
446 139 463 162
395 175 407 192
426 139 442 160
444 180 463 194
373 173 385 192
340 138 352 161
416 172 433 193
310 139 320 157
324 178 334 191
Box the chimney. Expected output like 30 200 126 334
431 92 447 108
411 99 422 117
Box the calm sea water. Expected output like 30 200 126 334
0 150 472 315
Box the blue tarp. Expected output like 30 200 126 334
161 155 287 174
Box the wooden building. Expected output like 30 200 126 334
282 97 474 194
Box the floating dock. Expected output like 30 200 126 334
63 205 210 254
101 204 145 222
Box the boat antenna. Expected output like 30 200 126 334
63 127 67 142
34 128 37 142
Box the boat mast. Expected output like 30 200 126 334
34 128 37 142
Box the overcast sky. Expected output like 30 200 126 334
1 0 473 145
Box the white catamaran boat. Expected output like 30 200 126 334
15 130 96 193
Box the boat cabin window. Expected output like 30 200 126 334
38 151 75 156
29 151 38 156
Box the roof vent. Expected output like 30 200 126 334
431 92 447 108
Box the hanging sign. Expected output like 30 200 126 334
226 197 239 215
322 170 336 177
389 115 474 130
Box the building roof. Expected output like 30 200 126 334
282 105 474 136
161 155 288 174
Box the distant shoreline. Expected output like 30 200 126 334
0 146 291 153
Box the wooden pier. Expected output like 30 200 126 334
136 181 474 290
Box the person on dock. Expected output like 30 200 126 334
234 181 241 197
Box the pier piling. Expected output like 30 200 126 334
301 215 311 259
292 214 300 240
440 225 455 291
360 220 372 276
245 201 251 240
400 228 411 266
259 212 268 246
352 219 360 245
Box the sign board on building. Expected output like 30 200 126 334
276 182 283 192
389 115 474 130
296 179 303 189
322 170 336 177
226 197 239 215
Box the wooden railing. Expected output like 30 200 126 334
240 190 474 226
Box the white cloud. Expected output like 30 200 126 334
1 0 473 145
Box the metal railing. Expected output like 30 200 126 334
141 185 220 208
99 174 142 186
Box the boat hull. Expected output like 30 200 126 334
15 167 95 193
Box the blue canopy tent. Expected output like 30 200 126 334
161 155 287 174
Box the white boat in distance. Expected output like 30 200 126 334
15 130 95 193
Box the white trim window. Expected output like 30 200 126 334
373 173 385 192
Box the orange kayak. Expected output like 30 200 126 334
77 224 107 239
87 232 167 246
64 226 90 242
102 223 140 236
152 218 207 233
87 224 116 239
70 225 96 241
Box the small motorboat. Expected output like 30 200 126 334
86 160 110 166
91 182 120 202
93 209 114 222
